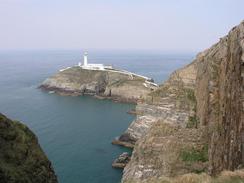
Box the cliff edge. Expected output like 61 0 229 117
0 113 58 183
120 20 244 182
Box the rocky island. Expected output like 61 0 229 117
0 113 58 183
40 52 158 103
116 21 244 183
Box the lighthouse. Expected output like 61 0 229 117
79 51 111 70
84 52 88 66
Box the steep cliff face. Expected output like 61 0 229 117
121 21 244 182
195 21 244 175
0 113 58 183
40 67 157 103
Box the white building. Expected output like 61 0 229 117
79 52 112 70
75 52 158 88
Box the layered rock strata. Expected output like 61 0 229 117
116 61 197 147
121 58 201 182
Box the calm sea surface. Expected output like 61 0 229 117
0 50 193 183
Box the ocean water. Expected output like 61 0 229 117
0 50 193 183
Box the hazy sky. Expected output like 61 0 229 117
0 0 243 52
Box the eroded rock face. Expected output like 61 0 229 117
195 21 244 175
122 123 208 182
116 60 198 147
40 67 157 103
0 113 58 183
121 21 244 182
121 61 200 182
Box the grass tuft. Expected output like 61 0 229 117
180 145 208 163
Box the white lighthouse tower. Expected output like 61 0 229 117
79 51 111 70
83 52 88 66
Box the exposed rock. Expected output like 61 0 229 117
112 152 131 169
120 60 200 182
126 169 244 183
116 61 197 147
127 109 137 115
121 21 244 182
0 113 58 183
112 138 135 148
195 21 244 175
40 67 158 103
122 122 208 182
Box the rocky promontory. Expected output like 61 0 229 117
40 67 158 103
115 61 197 147
0 113 58 183
119 20 244 183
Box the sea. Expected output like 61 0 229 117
0 50 194 183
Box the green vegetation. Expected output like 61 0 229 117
182 88 200 129
186 115 200 128
109 78 145 87
109 79 127 87
180 145 208 163
0 113 57 183
185 88 196 103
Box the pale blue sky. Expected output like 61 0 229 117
0 0 243 52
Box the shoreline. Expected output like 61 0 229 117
111 139 134 149
39 85 139 104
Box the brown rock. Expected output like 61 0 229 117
121 20 244 182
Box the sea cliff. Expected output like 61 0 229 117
40 67 158 103
0 113 58 183
120 21 244 182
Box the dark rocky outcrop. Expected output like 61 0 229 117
112 152 131 169
0 113 58 183
120 20 244 182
